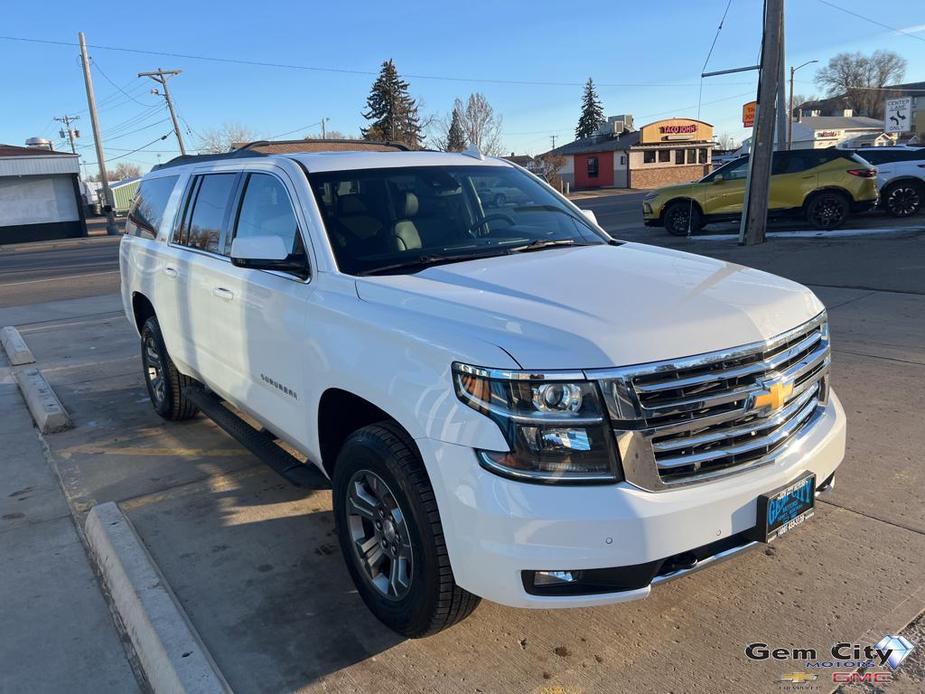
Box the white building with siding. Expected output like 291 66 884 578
0 144 87 243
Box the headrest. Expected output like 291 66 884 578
339 195 369 215
401 191 419 218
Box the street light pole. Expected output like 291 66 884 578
788 60 818 150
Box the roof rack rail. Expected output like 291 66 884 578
151 146 267 171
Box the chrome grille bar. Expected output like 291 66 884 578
589 312 831 491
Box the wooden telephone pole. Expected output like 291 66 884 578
738 0 784 246
78 32 119 236
138 69 187 156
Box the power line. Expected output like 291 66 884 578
84 132 174 166
815 0 925 42
91 59 158 107
266 121 323 140
0 34 757 89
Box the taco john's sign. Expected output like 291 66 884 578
639 118 714 144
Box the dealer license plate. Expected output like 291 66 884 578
755 472 816 543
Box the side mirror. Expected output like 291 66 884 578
231 235 308 278
580 209 599 226
712 175 725 184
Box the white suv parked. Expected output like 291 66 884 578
852 146 925 217
120 146 846 637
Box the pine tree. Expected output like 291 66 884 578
362 59 422 148
445 108 466 151
575 77 606 140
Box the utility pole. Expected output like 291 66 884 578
550 134 558 149
138 68 187 155
788 60 818 149
775 8 788 150
321 117 328 139
78 32 118 236
55 114 80 154
738 0 784 246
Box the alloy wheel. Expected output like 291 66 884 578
887 185 921 217
143 334 166 404
811 197 846 229
346 470 414 601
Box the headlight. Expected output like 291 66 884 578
452 363 622 484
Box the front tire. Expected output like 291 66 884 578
805 191 849 230
140 316 199 421
332 423 479 637
663 201 702 236
882 180 923 217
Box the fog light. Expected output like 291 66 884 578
534 570 582 587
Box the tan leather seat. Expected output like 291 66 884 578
393 192 423 251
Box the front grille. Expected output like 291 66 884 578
595 313 830 490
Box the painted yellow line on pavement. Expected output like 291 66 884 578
60 445 245 459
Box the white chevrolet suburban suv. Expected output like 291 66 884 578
120 145 846 637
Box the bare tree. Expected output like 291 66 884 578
815 50 906 118
534 152 566 190
304 129 353 140
88 162 143 182
714 132 738 150
197 122 258 154
454 93 504 156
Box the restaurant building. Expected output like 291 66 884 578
549 116 714 190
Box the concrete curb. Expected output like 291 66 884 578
86 502 232 694
1 326 35 365
13 366 72 433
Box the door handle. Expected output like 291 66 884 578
212 287 235 301
163 266 178 278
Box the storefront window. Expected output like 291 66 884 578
643 151 655 164
698 148 707 164
587 156 599 178
658 149 670 163
686 148 697 164
675 150 684 165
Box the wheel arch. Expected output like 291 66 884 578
660 197 704 219
802 186 853 208
317 388 423 480
131 292 157 335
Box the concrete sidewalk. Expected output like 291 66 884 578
0 350 140 693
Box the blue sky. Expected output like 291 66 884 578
2 0 923 175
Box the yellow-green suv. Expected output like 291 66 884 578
642 149 878 235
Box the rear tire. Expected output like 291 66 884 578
882 180 923 217
663 201 702 236
805 191 850 230
140 317 199 421
332 422 480 637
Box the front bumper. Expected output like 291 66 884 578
418 391 846 608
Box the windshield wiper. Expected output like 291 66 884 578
507 238 591 253
358 249 511 276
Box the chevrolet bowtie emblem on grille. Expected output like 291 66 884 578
778 672 817 683
752 380 794 412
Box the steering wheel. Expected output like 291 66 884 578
467 213 516 235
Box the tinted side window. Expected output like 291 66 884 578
126 176 178 240
232 173 302 254
185 174 237 253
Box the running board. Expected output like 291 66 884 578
186 385 330 489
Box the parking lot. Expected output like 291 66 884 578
2 210 924 693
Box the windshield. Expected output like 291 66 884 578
307 165 607 275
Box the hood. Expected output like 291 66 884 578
649 182 699 198
354 244 824 370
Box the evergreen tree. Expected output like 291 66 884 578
575 77 606 140
362 59 422 148
445 108 466 151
